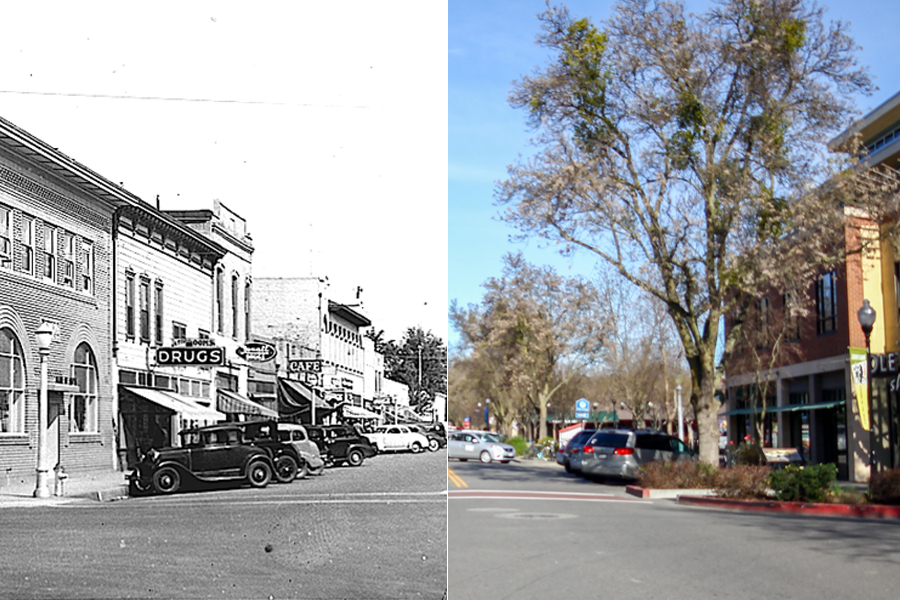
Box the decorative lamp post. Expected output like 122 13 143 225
33 322 54 499
593 402 599 428
484 398 490 431
676 384 684 442
858 299 877 480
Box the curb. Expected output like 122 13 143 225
676 495 900 519
76 485 130 502
626 485 717 499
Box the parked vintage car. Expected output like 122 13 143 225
128 424 275 495
364 424 430 453
235 420 324 481
276 423 326 476
407 423 446 451
306 424 378 467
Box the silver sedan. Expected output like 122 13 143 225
448 431 516 464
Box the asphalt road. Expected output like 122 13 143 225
448 458 900 600
0 449 448 600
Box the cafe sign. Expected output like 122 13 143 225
236 341 277 362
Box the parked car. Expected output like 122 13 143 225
306 424 378 467
448 430 516 464
579 429 696 481
364 424 430 453
407 424 446 451
128 424 275 495
233 420 323 482
557 429 597 473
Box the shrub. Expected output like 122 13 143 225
637 460 718 489
868 468 900 505
825 486 867 505
733 442 766 466
505 436 529 457
768 463 837 503
711 465 772 499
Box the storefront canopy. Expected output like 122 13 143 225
122 386 225 421
277 378 337 421
722 399 845 416
217 389 278 418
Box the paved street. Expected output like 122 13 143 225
449 459 900 600
0 450 447 600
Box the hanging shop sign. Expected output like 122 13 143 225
236 341 277 362
155 346 225 366
299 372 322 387
287 359 322 373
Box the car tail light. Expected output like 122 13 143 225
613 448 634 456
583 445 594 454
572 448 580 454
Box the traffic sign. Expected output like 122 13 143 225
575 398 590 419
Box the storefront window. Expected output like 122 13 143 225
0 328 25 433
70 343 98 433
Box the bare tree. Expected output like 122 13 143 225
496 0 880 464
451 253 607 440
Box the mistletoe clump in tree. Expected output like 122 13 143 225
497 0 885 465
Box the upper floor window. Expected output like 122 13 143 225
216 268 224 335
43 224 57 282
125 271 135 339
139 277 150 343
172 322 187 344
70 343 98 433
154 281 164 345
244 278 252 343
816 271 837 335
80 240 94 294
0 205 11 265
20 215 34 276
62 231 75 287
0 328 25 434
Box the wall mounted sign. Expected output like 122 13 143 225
287 359 322 373
155 346 225 366
236 341 277 362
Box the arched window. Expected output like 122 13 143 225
0 328 25 433
70 343 98 433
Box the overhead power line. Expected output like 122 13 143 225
0 89 373 109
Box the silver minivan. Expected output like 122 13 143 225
579 429 696 480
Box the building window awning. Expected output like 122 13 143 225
722 399 845 416
343 405 381 420
121 386 225 421
217 389 279 418
277 378 336 421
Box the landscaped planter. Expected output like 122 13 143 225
676 494 900 519
625 485 716 499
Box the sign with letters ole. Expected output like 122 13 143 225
155 346 225 366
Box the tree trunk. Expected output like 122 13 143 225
693 361 720 465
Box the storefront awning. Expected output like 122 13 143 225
343 405 380 419
122 386 225 421
723 399 846 416
277 378 336 421
217 389 279 418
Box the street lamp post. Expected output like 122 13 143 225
858 299 877 481
33 322 54 499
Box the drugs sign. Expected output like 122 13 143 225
155 346 225 366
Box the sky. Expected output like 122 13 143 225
0 1 447 345
449 0 900 348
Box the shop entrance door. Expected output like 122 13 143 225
47 392 62 470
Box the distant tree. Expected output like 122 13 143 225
497 0 880 464
383 327 448 414
451 252 607 440
365 329 387 354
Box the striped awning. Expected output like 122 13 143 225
122 386 225 422
217 389 278 418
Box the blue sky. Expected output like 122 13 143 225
449 0 900 348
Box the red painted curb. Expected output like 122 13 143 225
677 495 900 519
625 485 649 498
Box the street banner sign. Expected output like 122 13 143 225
287 359 322 373
575 398 590 419
155 346 224 366
236 341 277 362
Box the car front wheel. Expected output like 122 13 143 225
427 439 439 452
411 441 423 453
347 449 364 467
247 460 272 488
480 450 492 464
152 466 181 494
274 455 298 483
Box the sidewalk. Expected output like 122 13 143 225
0 469 130 507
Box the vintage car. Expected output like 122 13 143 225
306 424 378 467
234 420 324 481
128 424 275 495
275 422 326 476
407 423 446 451
363 424 430 453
